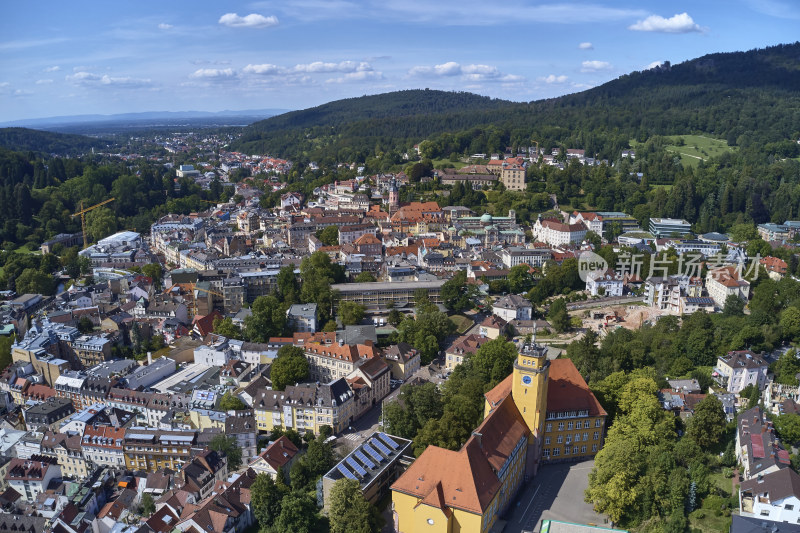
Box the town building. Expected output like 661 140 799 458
492 294 533 322
5 456 61 503
445 334 491 371
585 269 623 297
330 280 446 311
286 303 318 333
739 468 800 523
715 351 769 394
122 429 196 473
736 406 790 481
706 266 750 308
248 435 300 479
533 217 587 246
382 343 421 381
648 217 692 237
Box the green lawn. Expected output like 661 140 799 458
663 135 737 167
689 509 732 533
449 314 475 335
431 158 468 170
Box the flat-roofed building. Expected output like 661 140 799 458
323 432 412 510
331 280 445 311
122 429 196 473
648 217 692 237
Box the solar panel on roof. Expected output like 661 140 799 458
379 433 400 449
346 457 367 477
337 464 357 481
362 443 384 463
371 439 391 456
355 450 375 469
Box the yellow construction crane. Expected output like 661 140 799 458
71 198 115 249
191 283 224 317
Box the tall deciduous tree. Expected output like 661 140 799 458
328 479 381 533
271 346 310 391
686 395 726 449
209 434 243 471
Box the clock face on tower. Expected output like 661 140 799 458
522 375 532 385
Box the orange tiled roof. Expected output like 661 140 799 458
546 359 606 417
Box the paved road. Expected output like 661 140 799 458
503 460 608 533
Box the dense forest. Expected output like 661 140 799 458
0 127 110 155
233 43 800 169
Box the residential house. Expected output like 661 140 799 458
248 435 300 480
5 455 61 503
382 343 421 381
715 351 769 394
533 217 587 246
225 414 258 465
81 425 125 468
736 406 790 481
585 269 623 297
492 294 533 322
286 304 318 334
739 468 800 523
706 266 750 308
445 334 491 371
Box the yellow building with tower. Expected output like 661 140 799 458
390 342 606 532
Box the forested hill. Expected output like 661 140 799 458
0 128 110 155
233 42 800 163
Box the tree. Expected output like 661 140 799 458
141 263 163 290
219 391 247 411
686 395 726 449
0 335 13 370
271 345 310 391
245 295 287 342
740 384 761 409
140 492 155 517
508 264 534 294
277 266 300 304
354 271 376 283
548 298 570 333
77 316 94 334
300 252 344 323
209 434 243 471
316 225 339 245
781 308 800 342
722 293 745 316
338 301 366 326
15 268 55 295
440 270 474 312
774 414 800 446
468 337 517 384
85 206 118 242
387 309 404 326
328 479 382 533
730 223 758 243
213 316 243 340
771 348 800 386
251 473 286 530
272 492 316 533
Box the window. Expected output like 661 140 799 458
552 448 560 456
567 422 573 430
760 510 770 516
785 504 794 511
546 423 552 432
574 446 580 454
593 432 599 440
544 437 550 445
558 422 564 431
595 419 602 427
592 444 598 452
583 432 589 441
575 433 581 442
564 446 570 455
543 448 550 458
581 446 587 453
584 420 591 429
557 435 563 444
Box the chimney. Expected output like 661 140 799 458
472 431 483 449
147 352 152 365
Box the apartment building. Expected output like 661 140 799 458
122 429 197 473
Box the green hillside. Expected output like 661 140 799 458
0 127 109 155
233 42 800 165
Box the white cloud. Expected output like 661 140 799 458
67 71 102 83
66 71 152 87
643 61 664 70
581 60 612 72
326 70 384 83
243 64 283 75
13 89 31 97
158 23 174 30
35 79 54 85
218 13 279 28
408 62 521 82
43 66 60 72
629 12 703 33
0 82 10 88
190 68 237 79
292 61 373 73
578 42 593 50
541 74 568 84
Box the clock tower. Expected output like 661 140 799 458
511 338 549 477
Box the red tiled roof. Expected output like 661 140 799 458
546 359 607 417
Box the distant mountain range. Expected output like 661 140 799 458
0 109 290 130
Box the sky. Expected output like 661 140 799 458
1 1 799 122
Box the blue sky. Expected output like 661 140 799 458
1 1 798 122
